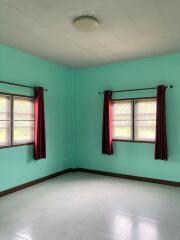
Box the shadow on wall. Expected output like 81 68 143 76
26 145 34 163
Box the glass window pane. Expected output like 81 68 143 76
134 99 157 141
112 100 132 120
113 120 132 140
135 99 157 120
112 100 133 140
0 95 11 120
0 121 11 146
13 97 34 120
135 121 156 141
13 121 34 144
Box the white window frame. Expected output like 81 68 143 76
112 97 157 143
0 92 34 148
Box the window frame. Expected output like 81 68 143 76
112 96 157 144
0 92 34 149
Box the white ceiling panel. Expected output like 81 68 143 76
0 0 180 68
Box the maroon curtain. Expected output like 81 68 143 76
154 85 168 160
34 87 46 160
102 90 113 155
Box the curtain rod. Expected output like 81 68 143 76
0 80 48 92
99 85 173 95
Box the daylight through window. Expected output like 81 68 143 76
0 93 34 147
112 98 157 142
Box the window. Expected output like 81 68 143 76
112 100 133 141
13 96 34 145
0 95 11 146
134 99 156 142
112 98 157 143
0 93 34 148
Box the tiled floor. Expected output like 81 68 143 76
1 172 180 240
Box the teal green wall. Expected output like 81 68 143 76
1 43 180 191
0 44 73 191
73 54 180 182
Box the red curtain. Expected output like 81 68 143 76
154 85 168 160
102 90 113 155
34 87 46 160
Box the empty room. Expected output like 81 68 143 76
0 0 180 239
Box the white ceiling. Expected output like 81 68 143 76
1 0 180 68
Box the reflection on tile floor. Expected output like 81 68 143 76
0 172 180 240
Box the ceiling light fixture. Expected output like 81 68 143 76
73 15 99 31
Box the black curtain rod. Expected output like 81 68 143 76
99 85 173 95
0 80 48 92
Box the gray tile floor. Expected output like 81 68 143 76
1 172 180 240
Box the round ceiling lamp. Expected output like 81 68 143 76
73 15 99 31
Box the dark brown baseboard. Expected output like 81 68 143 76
0 168 73 197
75 168 180 187
1 167 179 197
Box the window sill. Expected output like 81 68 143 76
113 139 155 144
0 143 34 149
